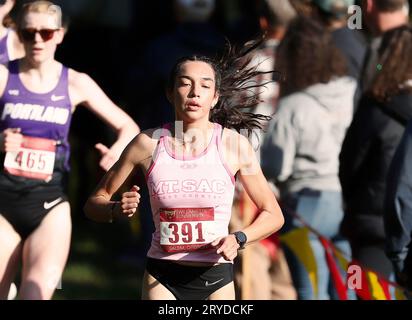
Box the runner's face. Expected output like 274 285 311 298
19 12 64 63
169 61 219 123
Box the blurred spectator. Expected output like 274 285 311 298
289 0 313 16
310 0 367 82
339 24 412 281
262 17 356 299
247 0 295 119
361 0 410 92
385 118 412 293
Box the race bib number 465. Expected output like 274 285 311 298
4 136 56 182
160 207 216 253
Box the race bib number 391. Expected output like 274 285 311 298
4 136 56 182
160 207 215 253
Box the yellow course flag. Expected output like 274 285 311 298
281 227 318 298
366 271 387 300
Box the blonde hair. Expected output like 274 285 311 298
17 1 62 29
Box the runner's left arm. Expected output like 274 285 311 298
211 134 284 261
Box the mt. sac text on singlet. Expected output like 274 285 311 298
150 179 227 196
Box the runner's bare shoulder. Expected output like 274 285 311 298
124 127 163 165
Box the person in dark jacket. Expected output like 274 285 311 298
385 119 412 292
339 25 412 280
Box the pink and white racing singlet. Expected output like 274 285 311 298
146 123 235 264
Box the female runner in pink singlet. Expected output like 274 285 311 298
85 41 285 300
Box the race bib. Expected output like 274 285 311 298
4 136 56 182
160 207 216 253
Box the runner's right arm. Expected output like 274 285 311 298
84 131 154 223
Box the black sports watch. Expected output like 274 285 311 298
233 231 247 250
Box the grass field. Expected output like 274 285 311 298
52 215 146 300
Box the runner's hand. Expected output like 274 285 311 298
117 185 140 218
211 235 240 262
0 128 23 152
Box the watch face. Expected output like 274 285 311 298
236 231 247 245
